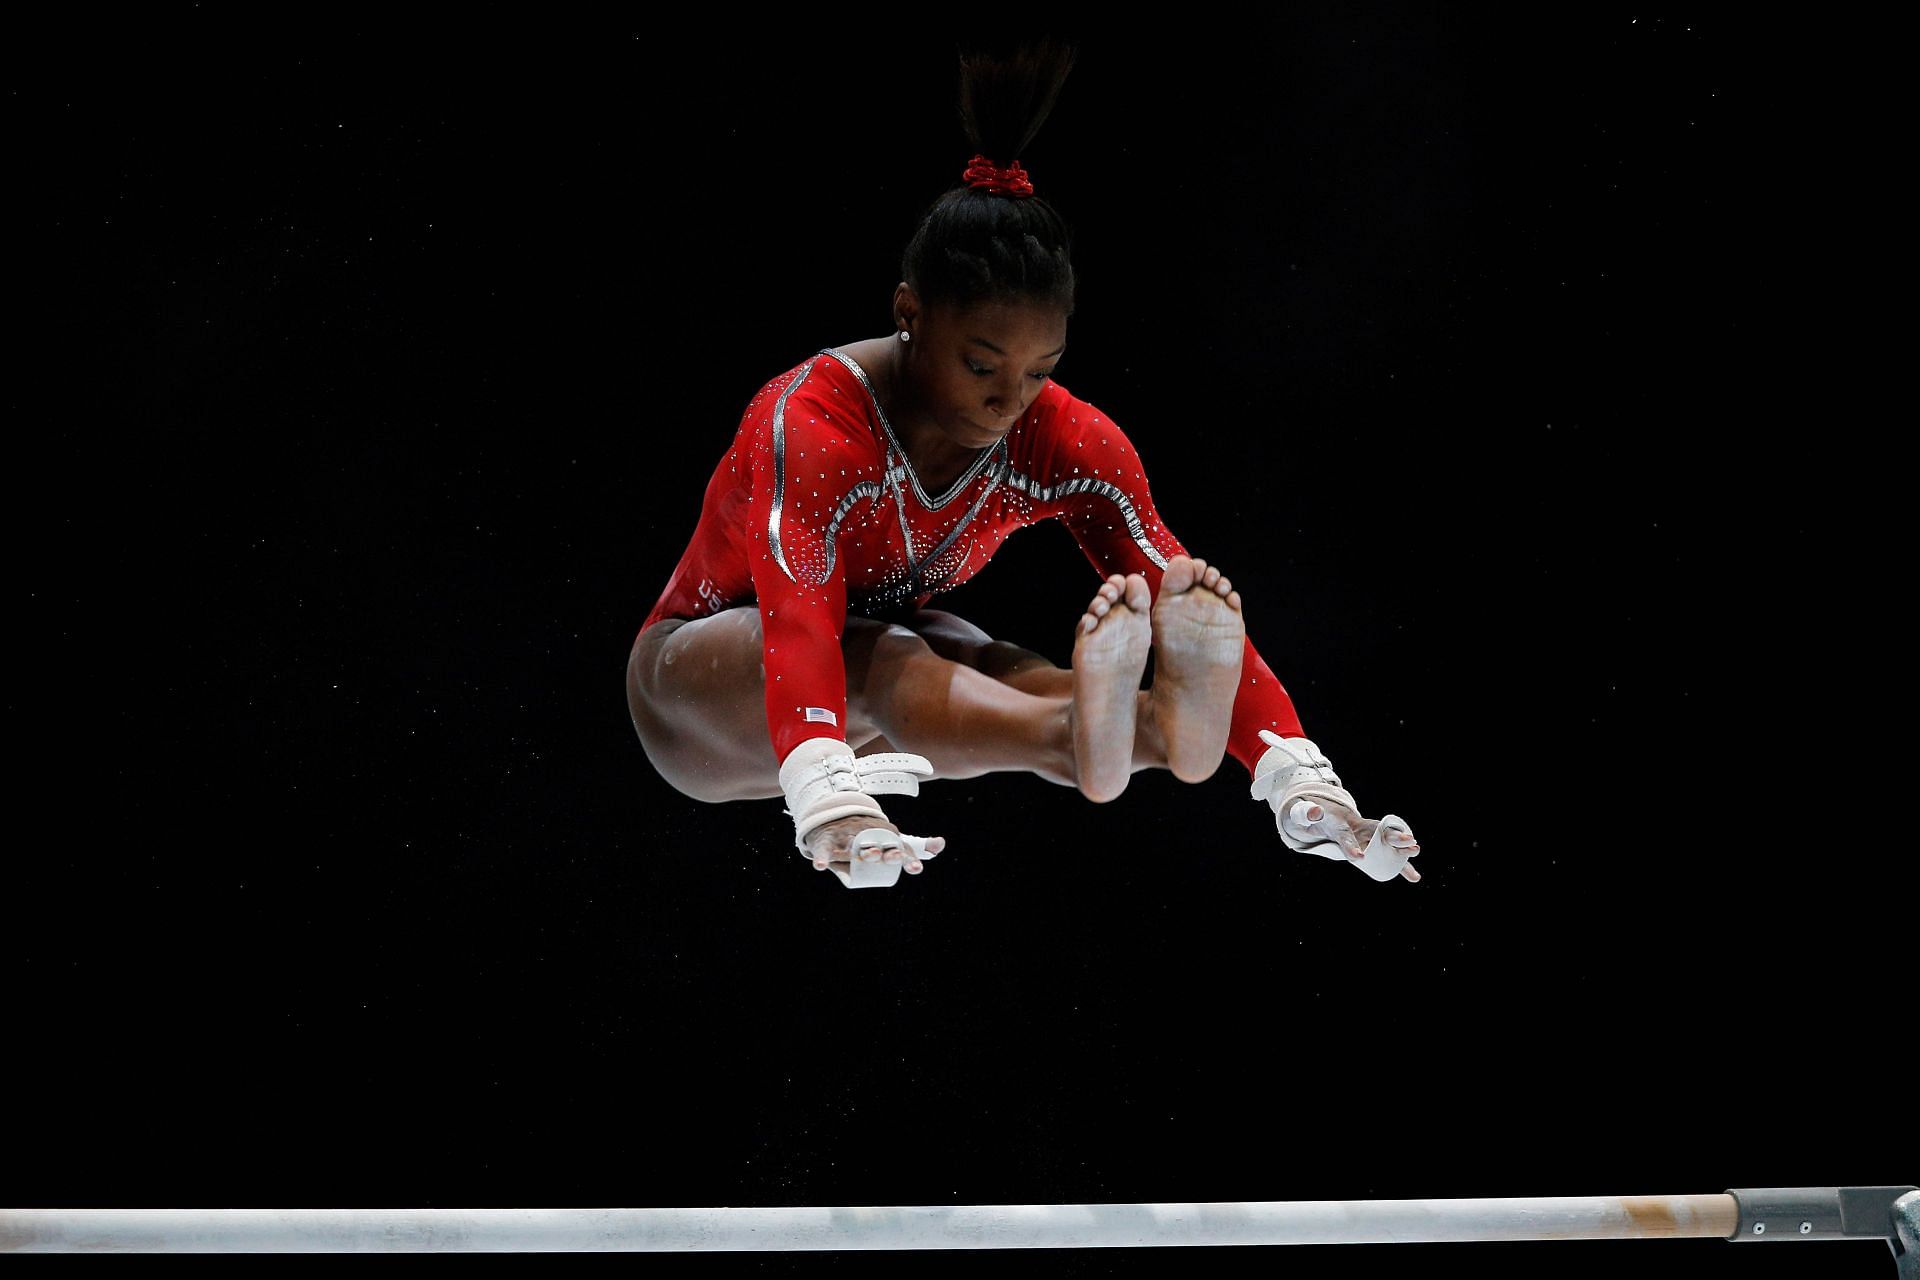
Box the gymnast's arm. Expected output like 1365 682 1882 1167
1045 396 1420 879
743 389 921 872
1042 395 1309 778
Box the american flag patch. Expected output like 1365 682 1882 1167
803 707 838 725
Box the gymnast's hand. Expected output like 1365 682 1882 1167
1284 796 1422 882
804 815 945 877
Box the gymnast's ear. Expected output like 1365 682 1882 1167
892 281 920 326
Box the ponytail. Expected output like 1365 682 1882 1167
900 39 1080 317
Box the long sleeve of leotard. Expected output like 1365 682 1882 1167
743 365 886 768
1039 390 1308 779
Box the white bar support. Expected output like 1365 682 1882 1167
1 1195 1741 1253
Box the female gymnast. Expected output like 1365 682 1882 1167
625 41 1421 889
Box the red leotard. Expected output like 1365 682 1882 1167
638 347 1308 775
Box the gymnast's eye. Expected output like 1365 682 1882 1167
967 361 1056 381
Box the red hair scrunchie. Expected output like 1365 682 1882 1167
962 153 1035 198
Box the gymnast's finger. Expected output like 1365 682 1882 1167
807 827 851 870
854 829 905 863
898 832 945 874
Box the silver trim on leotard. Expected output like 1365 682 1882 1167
815 348 999 510
992 459 1172 571
766 356 819 585
820 481 884 582
814 346 1010 599
906 456 1017 596
776 348 1168 606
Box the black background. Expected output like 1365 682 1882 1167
12 7 1908 1275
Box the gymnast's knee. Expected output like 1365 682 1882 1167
903 608 995 647
840 614 933 669
655 767 738 805
634 728 774 804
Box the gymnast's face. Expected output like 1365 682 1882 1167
897 292 1069 450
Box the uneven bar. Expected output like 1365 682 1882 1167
1 1195 1741 1253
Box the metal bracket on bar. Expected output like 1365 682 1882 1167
1727 1187 1919 1275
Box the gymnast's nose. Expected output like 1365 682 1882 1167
987 384 1023 422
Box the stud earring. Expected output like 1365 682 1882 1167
898 330 910 342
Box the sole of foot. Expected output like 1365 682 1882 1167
1069 572 1153 803
1148 554 1245 782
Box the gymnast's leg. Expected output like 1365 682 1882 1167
629 609 1074 801
626 582 1167 805
874 598 1174 801
883 553 1246 794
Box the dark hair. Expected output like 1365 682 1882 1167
900 39 1079 319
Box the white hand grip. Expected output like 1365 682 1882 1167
829 829 940 889
1356 814 1413 883
1286 801 1413 883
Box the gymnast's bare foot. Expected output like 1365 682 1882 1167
1069 572 1152 803
1148 555 1245 782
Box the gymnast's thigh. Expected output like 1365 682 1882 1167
626 608 890 802
627 611 781 801
887 607 998 666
